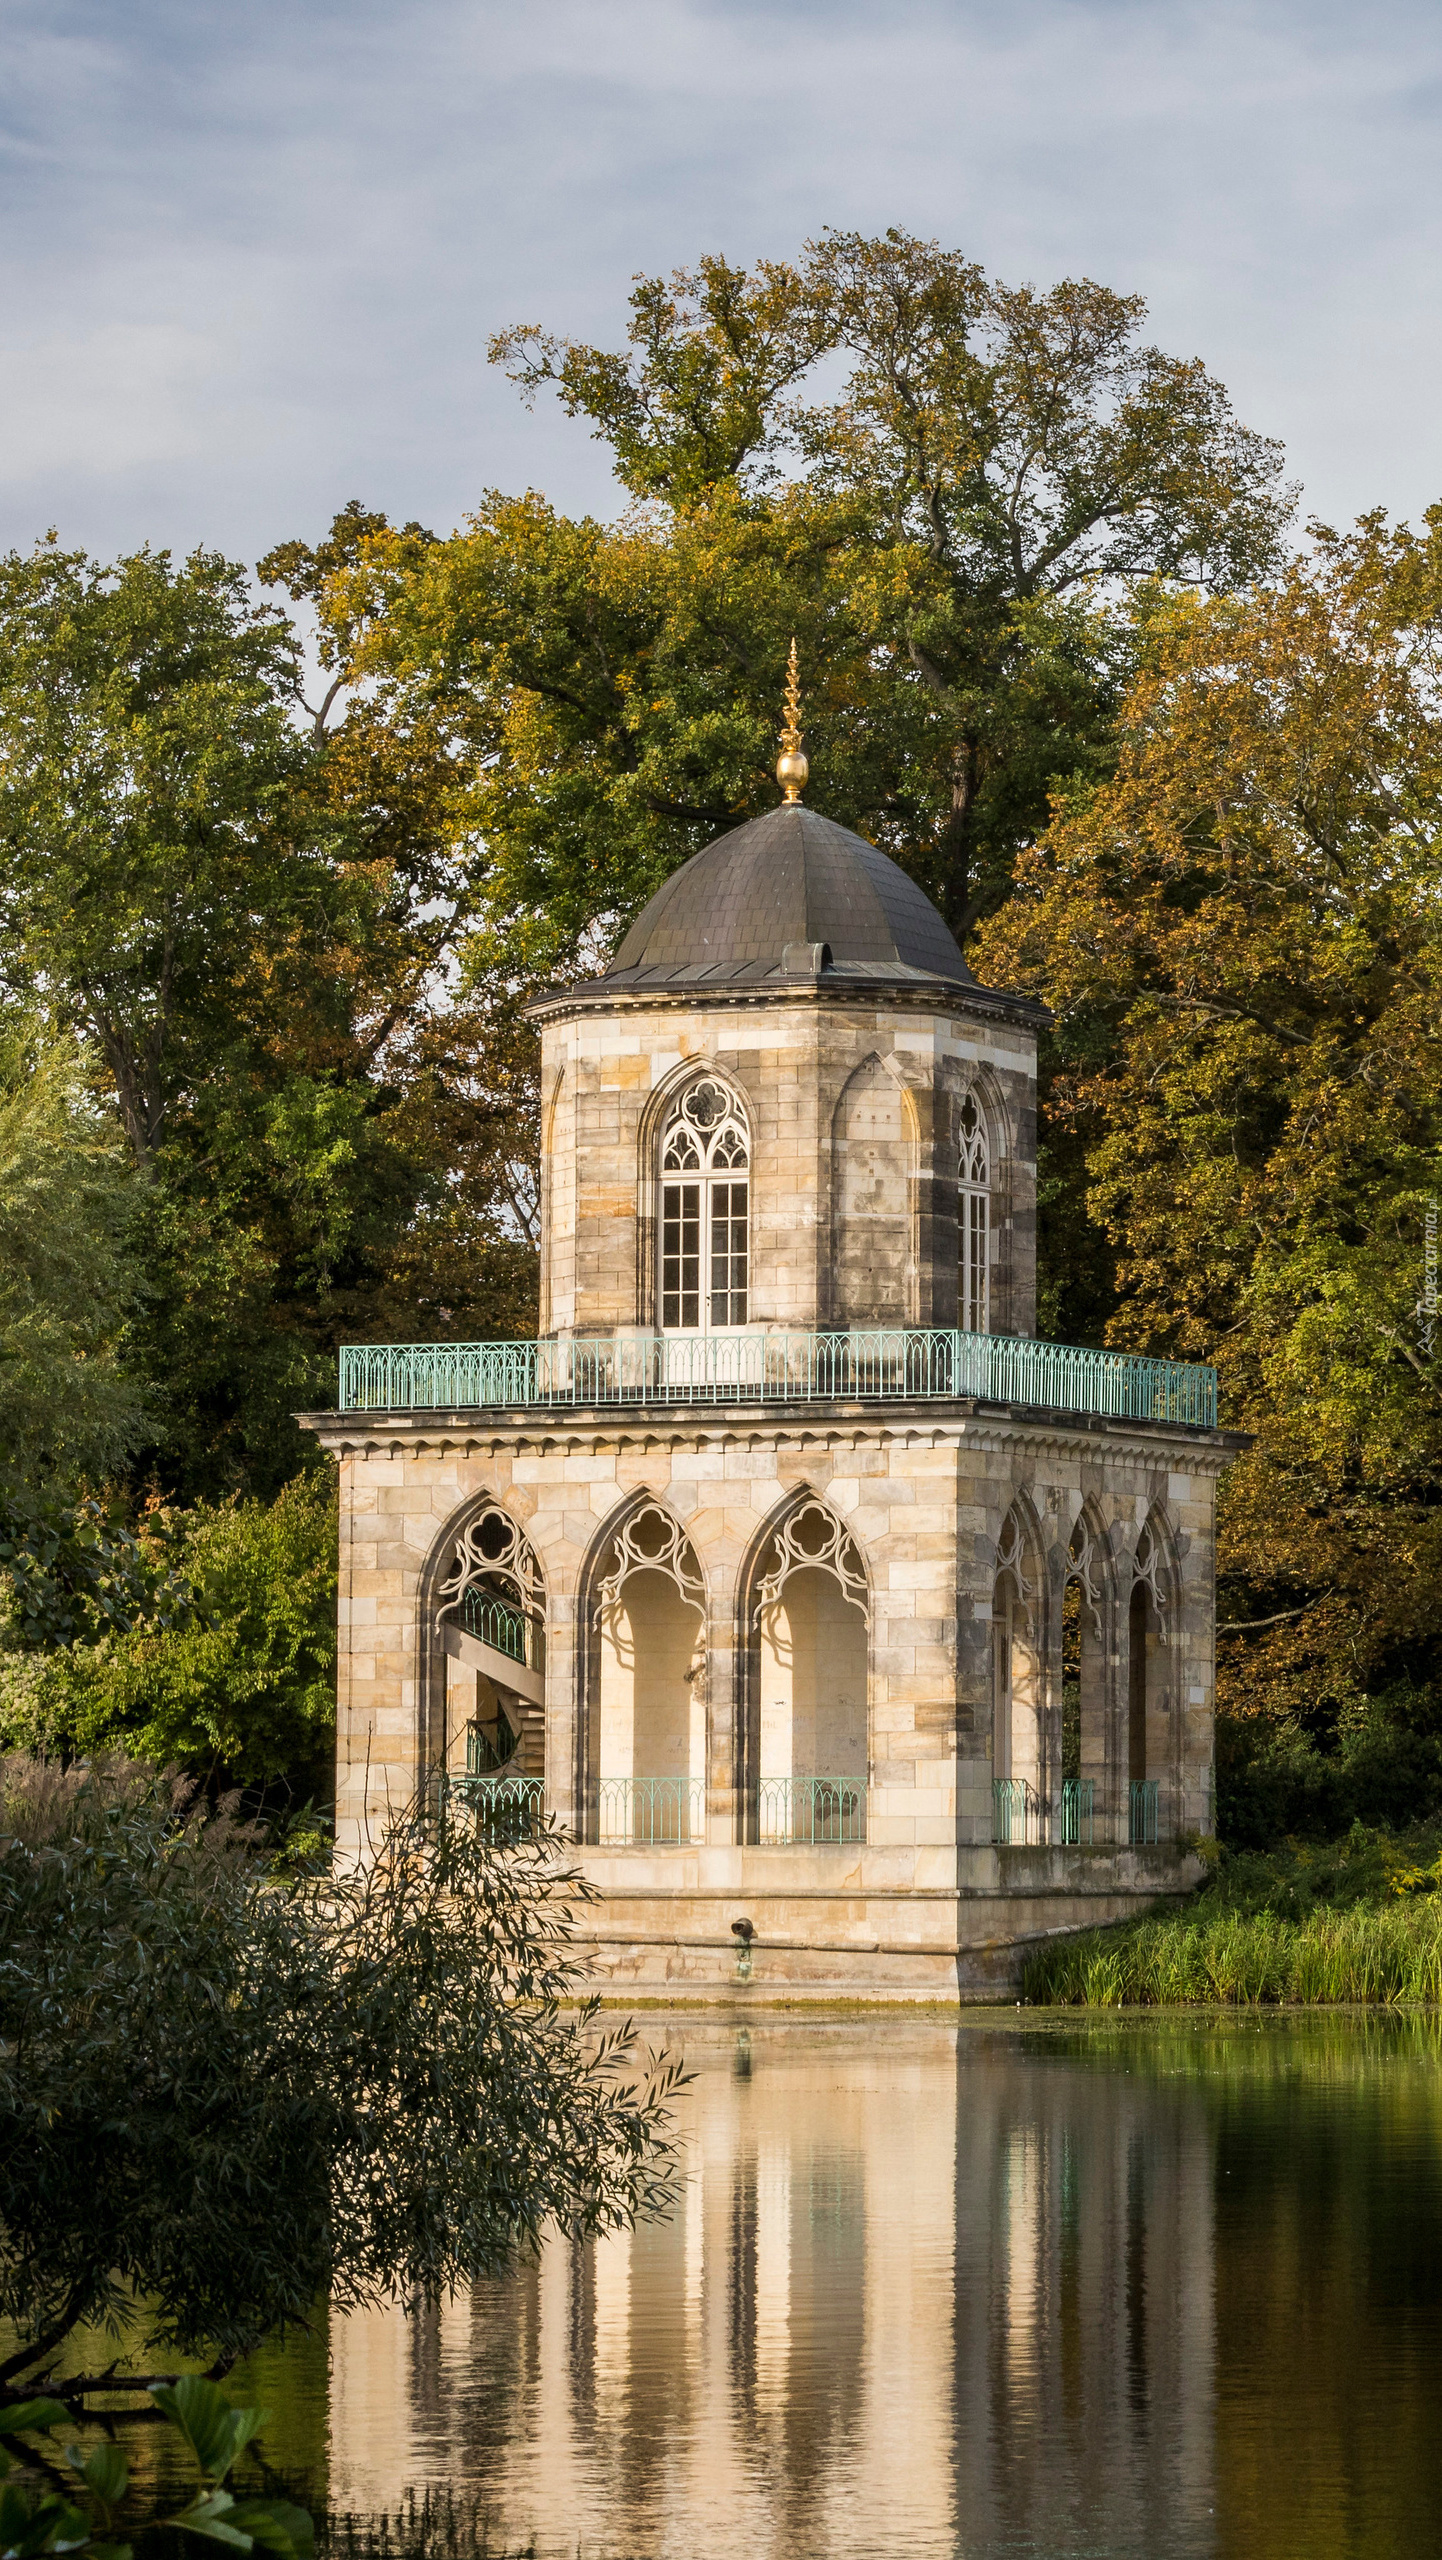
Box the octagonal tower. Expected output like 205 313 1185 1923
533 799 1043 1346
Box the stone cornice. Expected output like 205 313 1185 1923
297 1401 1247 1474
525 977 1047 1039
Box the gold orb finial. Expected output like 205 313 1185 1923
776 636 808 804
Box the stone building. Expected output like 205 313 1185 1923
303 732 1238 1998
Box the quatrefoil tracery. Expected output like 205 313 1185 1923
437 1503 544 1630
661 1077 749 1175
754 1502 870 1628
596 1504 706 1616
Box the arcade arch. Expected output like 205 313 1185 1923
991 1497 1044 1839
745 1497 869 1843
432 1499 546 1783
586 1499 707 1843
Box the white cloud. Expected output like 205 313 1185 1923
0 0 1435 560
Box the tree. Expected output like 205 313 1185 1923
0 1017 144 1485
0 543 322 1171
477 228 1293 936
10 1474 338 1788
976 510 1442 1824
0 1761 681 2398
0 537 537 1498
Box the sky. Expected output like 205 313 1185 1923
1 0 1439 569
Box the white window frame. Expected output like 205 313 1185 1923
659 1079 750 1333
958 1092 990 1335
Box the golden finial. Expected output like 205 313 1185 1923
776 637 808 804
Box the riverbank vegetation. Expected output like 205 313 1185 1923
1026 1828 1442 2005
0 225 1436 1840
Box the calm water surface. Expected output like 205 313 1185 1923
245 2013 1442 2559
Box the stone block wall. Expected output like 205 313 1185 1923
309 1405 1231 1962
536 986 1039 1340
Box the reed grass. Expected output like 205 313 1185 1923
1025 1891 1442 2006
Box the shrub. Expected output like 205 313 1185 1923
0 1758 682 2401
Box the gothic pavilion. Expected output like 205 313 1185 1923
302 681 1239 1999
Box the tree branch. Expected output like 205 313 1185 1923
1217 1604 1315 1633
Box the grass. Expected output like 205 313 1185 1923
1026 1822 1442 2006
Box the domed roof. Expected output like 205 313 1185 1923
597 803 976 992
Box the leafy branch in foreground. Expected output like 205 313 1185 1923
0 1760 684 2401
0 2375 312 2560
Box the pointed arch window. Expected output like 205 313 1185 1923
958 1093 990 1334
660 1079 749 1331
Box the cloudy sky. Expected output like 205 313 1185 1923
1 0 1438 566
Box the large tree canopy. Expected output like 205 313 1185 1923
287 231 1291 995
977 509 1442 1825
472 229 1294 938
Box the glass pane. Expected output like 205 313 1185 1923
961 1189 988 1333
661 1181 701 1329
709 1179 748 1328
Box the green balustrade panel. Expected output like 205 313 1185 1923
993 1776 1041 1846
1129 1778 1160 1846
597 1776 706 1846
457 1585 530 1664
756 1776 866 1845
339 1329 1217 1427
443 1771 544 1844
1059 1779 1095 1847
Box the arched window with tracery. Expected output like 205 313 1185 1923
660 1077 749 1331
435 1503 546 1784
958 1093 989 1334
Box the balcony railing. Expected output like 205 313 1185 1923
339 1329 1217 1429
598 1776 706 1845
995 1778 1097 1846
993 1777 1040 1845
1130 1778 1161 1846
443 1771 545 1843
757 1775 866 1845
455 1586 531 1665
1059 1778 1095 1846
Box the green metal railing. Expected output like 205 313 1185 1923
339 1329 1217 1428
465 1712 518 1776
444 1771 545 1843
1059 1779 1095 1846
457 1585 532 1665
993 1776 1040 1845
598 1776 706 1845
757 1776 866 1845
1129 1778 1160 1846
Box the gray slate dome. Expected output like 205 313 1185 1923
599 803 976 992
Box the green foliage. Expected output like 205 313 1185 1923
0 1019 145 1484
1025 1825 1442 2004
0 1760 682 2392
0 1485 195 1668
25 1475 338 1783
979 512 1442 1813
0 2378 313 2560
290 229 1290 1019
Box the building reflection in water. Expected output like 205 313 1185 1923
952 2038 1215 2557
323 2019 1220 2559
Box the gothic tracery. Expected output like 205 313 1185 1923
754 1500 870 1626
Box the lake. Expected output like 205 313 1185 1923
243 2010 1442 2559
